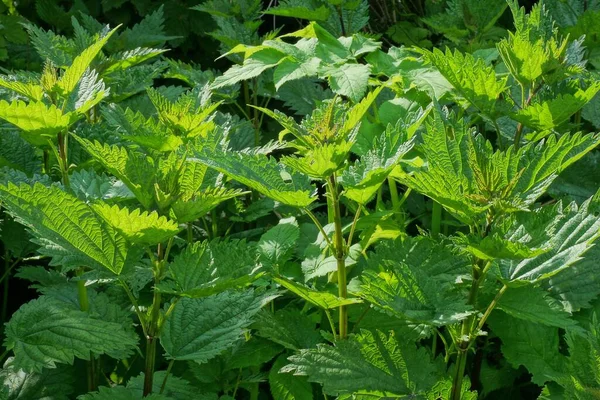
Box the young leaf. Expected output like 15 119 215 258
92 203 180 245
56 26 120 96
422 48 507 117
160 290 274 363
3 296 137 373
0 101 78 146
274 276 362 310
72 136 156 209
194 149 316 207
283 329 443 397
0 183 131 274
320 63 371 102
0 78 44 101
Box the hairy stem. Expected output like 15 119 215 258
328 175 348 339
388 177 399 208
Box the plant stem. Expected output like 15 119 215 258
476 285 508 332
143 243 166 396
328 175 348 339
159 359 175 394
303 208 333 249
432 201 442 237
57 131 69 187
388 177 399 209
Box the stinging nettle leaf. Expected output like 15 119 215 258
160 290 275 363
0 183 131 274
92 203 181 245
3 296 137 373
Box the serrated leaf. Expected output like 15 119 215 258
126 371 198 399
0 78 44 101
496 285 577 328
194 149 315 207
320 63 371 102
0 101 78 146
258 217 300 270
78 386 170 400
69 169 135 202
72 136 156 209
0 357 74 400
274 276 362 310
488 312 563 386
283 329 443 397
341 126 414 204
160 290 273 362
254 308 322 350
511 84 600 133
92 203 180 245
423 48 507 117
360 237 473 326
3 296 137 373
57 26 120 96
0 183 131 274
212 48 285 89
269 355 313 400
158 239 261 298
499 195 600 284
282 142 353 179
169 187 245 223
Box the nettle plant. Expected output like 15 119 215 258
1 1 600 400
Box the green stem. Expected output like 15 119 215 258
476 285 508 332
57 131 69 187
432 201 442 237
324 310 337 340
328 175 348 339
187 223 193 243
159 359 175 394
388 177 399 208
303 208 333 250
144 244 166 396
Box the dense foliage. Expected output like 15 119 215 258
1 0 600 399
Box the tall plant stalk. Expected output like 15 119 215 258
327 175 348 339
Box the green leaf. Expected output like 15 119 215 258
212 48 285 89
422 48 507 117
160 290 273 362
0 101 78 146
511 84 600 133
341 126 414 204
3 296 137 373
499 195 600 284
258 217 300 270
269 355 313 400
0 78 44 101
57 26 120 96
457 233 547 261
496 285 577 328
158 240 261 298
72 136 156 209
254 308 322 350
274 276 362 310
488 312 563 386
360 237 473 326
264 3 331 21
126 372 198 400
92 203 180 245
0 183 131 274
282 142 353 179
223 337 282 370
283 329 443 397
195 149 316 207
320 63 371 102
0 357 74 400
169 187 246 224
78 386 170 400
69 169 134 202
543 245 600 312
